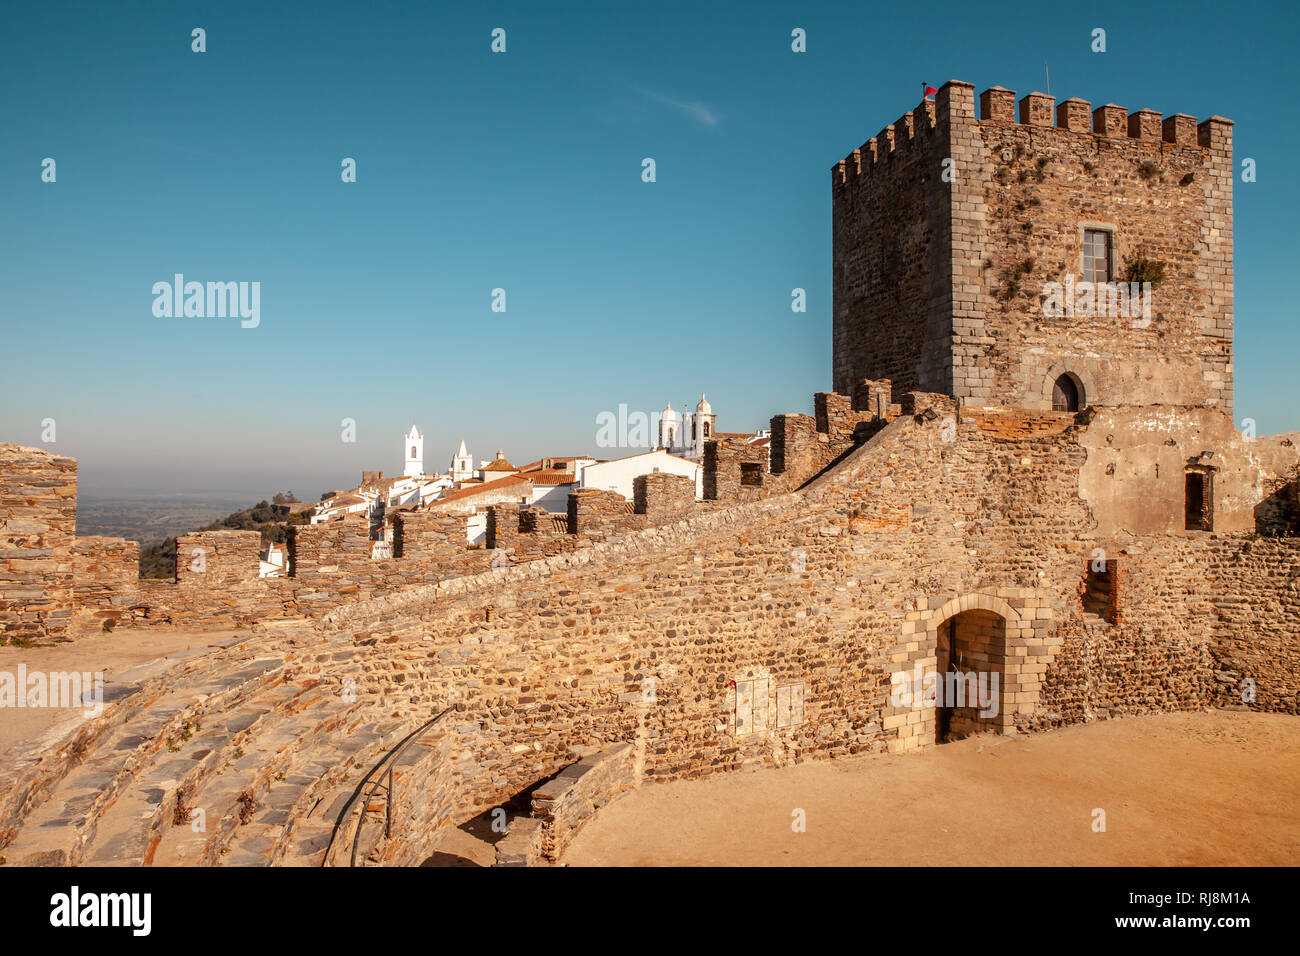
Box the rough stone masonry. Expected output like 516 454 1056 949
0 80 1298 866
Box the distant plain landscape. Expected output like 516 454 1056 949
77 492 266 546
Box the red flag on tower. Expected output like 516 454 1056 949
922 83 938 99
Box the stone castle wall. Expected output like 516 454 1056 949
71 536 140 635
2 397 1297 863
568 488 642 539
705 382 897 503
1078 406 1300 537
832 91 955 396
494 505 582 562
8 386 1295 646
703 436 769 502
1206 538 1300 712
1255 470 1300 536
970 89 1234 413
392 510 496 581
153 530 286 627
517 743 636 865
633 473 694 525
288 516 400 609
2 79 1294 866
833 80 1235 413
176 530 262 589
0 443 744 640
293 402 1300 844
0 444 78 643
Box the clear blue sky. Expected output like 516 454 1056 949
2 0 1297 498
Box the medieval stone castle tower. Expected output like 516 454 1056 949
0 81 1296 867
832 81 1233 415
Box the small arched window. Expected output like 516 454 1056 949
1052 374 1081 412
410 446 417 458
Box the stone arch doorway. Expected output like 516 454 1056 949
1051 373 1081 412
1038 362 1095 412
888 591 1055 754
935 609 1007 743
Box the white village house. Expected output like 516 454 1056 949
575 449 702 500
303 398 763 552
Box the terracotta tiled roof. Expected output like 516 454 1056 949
428 474 531 508
585 450 697 466
482 459 517 472
527 470 576 485
517 456 591 472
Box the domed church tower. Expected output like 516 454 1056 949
658 401 681 452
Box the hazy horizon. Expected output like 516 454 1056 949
5 0 1298 499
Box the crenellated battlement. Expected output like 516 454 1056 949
834 79 1232 186
976 84 1231 150
833 89 948 186
833 77 1237 413
0 443 729 641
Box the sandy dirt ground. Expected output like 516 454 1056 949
0 627 247 755
564 711 1300 866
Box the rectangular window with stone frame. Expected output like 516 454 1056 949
1082 228 1113 284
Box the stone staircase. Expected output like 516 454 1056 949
317 709 455 868
0 625 433 867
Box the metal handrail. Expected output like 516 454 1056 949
322 707 452 867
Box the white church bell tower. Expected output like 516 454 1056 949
403 425 424 477
450 439 473 483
